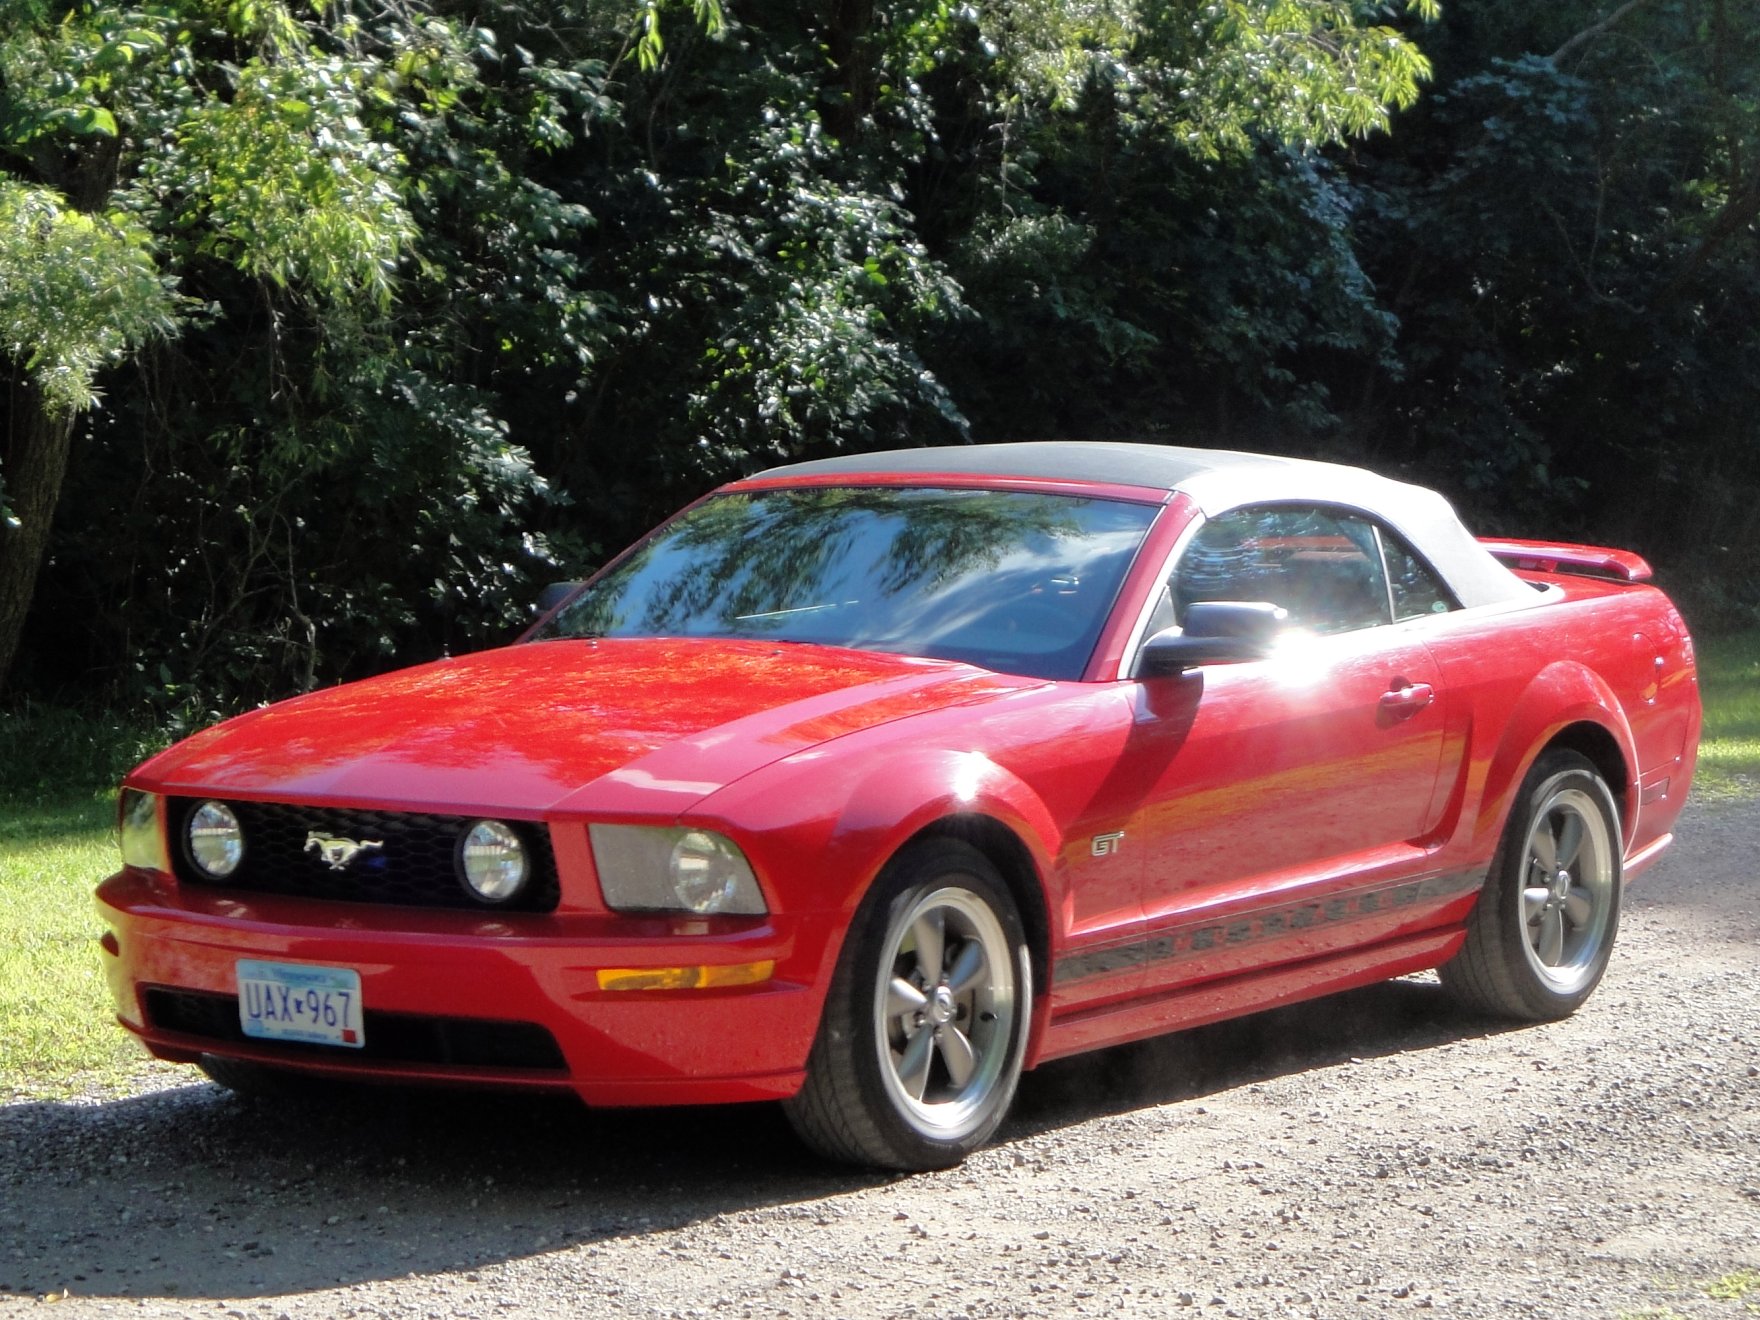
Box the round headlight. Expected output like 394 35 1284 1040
669 830 754 915
186 800 243 880
459 820 528 904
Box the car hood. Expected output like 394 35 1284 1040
131 638 1039 817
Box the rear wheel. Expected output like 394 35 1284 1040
785 840 1031 1170
1441 750 1622 1020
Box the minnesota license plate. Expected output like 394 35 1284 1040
236 960 365 1049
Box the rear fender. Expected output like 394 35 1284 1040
1475 661 1639 857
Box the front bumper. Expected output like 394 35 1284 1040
95 868 833 1106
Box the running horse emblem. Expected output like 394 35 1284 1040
304 832 384 871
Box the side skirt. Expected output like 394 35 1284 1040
1030 927 1466 1066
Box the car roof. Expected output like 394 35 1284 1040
757 440 1269 492
755 442 1533 610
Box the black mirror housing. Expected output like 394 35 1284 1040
535 581 585 615
1133 601 1287 678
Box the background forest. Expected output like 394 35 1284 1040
2 0 1757 730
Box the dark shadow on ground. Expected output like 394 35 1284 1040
0 976 1511 1303
1008 974 1513 1134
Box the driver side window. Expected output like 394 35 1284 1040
1165 506 1402 636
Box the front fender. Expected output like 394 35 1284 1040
687 745 1065 1007
832 748 1063 903
1474 660 1639 857
699 746 1063 921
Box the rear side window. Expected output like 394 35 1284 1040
1380 530 1455 620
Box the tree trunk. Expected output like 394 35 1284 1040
0 376 78 694
823 0 877 142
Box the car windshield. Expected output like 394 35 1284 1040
534 486 1161 679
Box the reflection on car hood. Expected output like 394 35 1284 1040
131 638 1039 816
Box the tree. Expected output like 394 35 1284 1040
535 0 1442 530
0 180 170 688
0 0 418 692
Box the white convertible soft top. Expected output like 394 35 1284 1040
756 441 1534 610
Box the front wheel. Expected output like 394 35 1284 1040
1440 750 1622 1021
784 840 1032 1170
198 1054 332 1100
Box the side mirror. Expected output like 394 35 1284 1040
535 581 584 615
1133 601 1287 678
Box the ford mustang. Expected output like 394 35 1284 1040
96 443 1702 1169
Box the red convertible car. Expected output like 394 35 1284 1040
97 443 1701 1169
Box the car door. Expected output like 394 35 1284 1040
1119 505 1458 997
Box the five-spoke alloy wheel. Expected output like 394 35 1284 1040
1442 750 1623 1020
1516 779 1617 994
785 840 1031 1170
875 884 1020 1137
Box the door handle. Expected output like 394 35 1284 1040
1379 681 1435 714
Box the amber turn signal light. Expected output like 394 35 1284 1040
594 960 775 992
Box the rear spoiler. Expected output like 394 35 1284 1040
1478 537 1653 584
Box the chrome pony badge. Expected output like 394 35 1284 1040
304 832 384 871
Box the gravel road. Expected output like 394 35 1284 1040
3 797 1756 1319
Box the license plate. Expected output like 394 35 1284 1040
236 960 365 1049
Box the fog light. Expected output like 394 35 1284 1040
459 820 528 904
186 801 243 880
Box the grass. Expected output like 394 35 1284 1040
1 630 1757 1102
1704 1270 1760 1303
0 792 177 1100
1624 1269 1760 1318
1693 629 1760 801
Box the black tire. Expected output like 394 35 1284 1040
198 1054 330 1100
1440 750 1623 1021
784 839 1032 1171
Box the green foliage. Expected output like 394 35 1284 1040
531 10 976 534
931 124 1396 441
966 0 1438 152
680 116 970 464
548 0 1436 534
172 59 414 303
632 0 725 72
0 0 160 154
2 0 600 705
1345 0 1760 572
1135 0 1440 157
0 702 167 804
0 183 172 416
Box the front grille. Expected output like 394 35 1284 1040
168 798 560 912
143 987 568 1072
